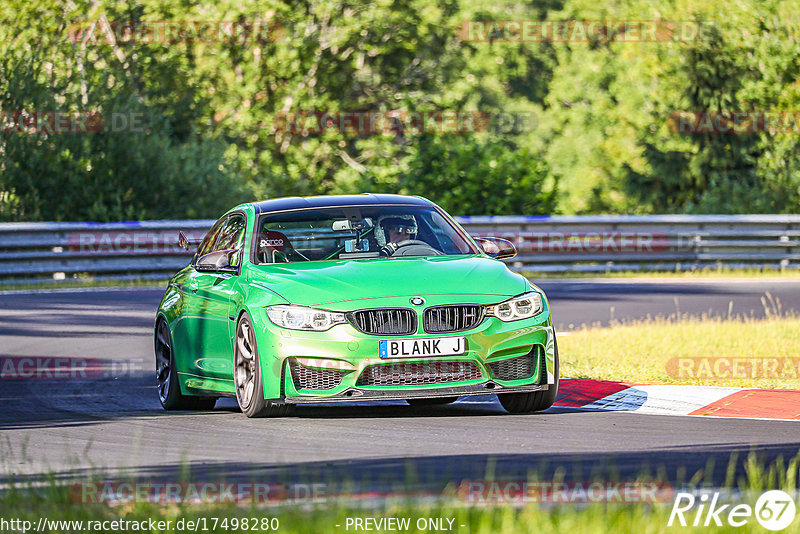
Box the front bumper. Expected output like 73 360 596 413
250 303 555 402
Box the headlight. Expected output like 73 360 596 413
485 292 544 321
266 305 347 331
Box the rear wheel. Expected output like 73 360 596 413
234 313 292 418
155 319 217 410
406 397 458 406
498 337 559 414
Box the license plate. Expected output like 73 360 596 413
379 336 466 358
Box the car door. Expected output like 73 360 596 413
173 213 245 383
190 212 247 381
171 215 226 382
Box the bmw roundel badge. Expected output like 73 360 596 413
410 296 425 306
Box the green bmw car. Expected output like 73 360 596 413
155 194 558 417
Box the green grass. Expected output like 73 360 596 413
0 277 168 292
0 500 742 534
559 313 800 389
2 452 799 533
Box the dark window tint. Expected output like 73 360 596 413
196 217 227 258
214 214 246 266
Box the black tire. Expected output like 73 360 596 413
405 397 458 406
155 319 218 411
498 337 560 414
234 313 293 418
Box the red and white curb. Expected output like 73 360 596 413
555 379 800 421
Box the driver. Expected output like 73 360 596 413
380 217 418 255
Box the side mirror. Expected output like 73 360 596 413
196 249 237 273
475 237 517 260
178 231 202 251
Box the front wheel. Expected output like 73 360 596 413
234 313 292 418
498 337 559 414
155 319 217 411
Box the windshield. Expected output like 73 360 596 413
253 205 477 264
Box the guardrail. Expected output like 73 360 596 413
0 215 798 284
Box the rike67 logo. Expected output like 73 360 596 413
668 490 797 531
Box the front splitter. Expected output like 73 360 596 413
284 382 548 404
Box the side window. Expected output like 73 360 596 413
213 214 246 266
195 217 227 259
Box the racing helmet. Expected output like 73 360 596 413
376 215 418 246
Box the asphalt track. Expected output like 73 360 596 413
2 279 800 493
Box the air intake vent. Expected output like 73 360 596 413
488 346 542 381
539 346 549 384
356 361 482 387
348 308 416 336
289 361 346 390
423 305 484 333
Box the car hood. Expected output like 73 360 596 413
247 255 527 309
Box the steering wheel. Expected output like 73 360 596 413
381 240 441 257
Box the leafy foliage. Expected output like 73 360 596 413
402 135 556 215
0 0 246 221
542 0 800 213
1 0 798 220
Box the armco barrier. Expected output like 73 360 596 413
0 215 798 283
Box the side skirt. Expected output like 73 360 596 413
178 372 236 397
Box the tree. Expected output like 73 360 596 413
401 135 556 215
0 0 244 221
